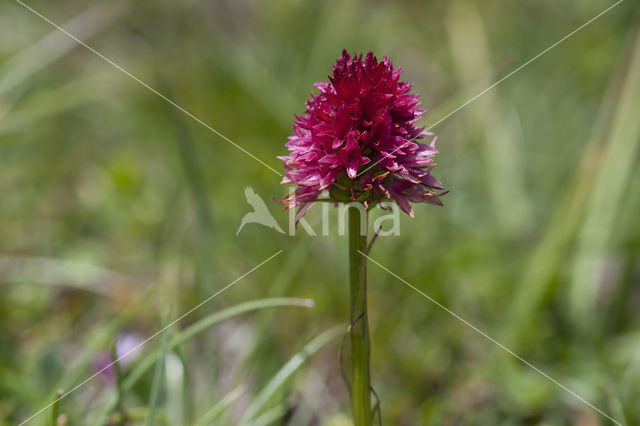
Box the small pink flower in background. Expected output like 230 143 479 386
279 50 447 217
91 333 144 382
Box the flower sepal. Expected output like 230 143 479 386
328 183 353 203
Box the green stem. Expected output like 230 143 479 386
348 207 372 426
51 389 62 426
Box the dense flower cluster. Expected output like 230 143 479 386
279 50 446 217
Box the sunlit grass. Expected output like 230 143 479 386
0 0 638 425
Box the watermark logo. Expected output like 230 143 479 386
236 187 401 237
236 187 285 235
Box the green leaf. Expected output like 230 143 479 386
144 312 172 426
238 325 344 424
122 297 315 392
193 385 245 426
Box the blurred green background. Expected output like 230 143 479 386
1 0 639 425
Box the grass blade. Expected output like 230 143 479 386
165 353 185 426
568 23 640 324
38 287 156 417
504 18 640 344
193 385 245 426
238 325 344 424
247 405 287 426
123 298 314 392
144 312 172 426
0 3 124 97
